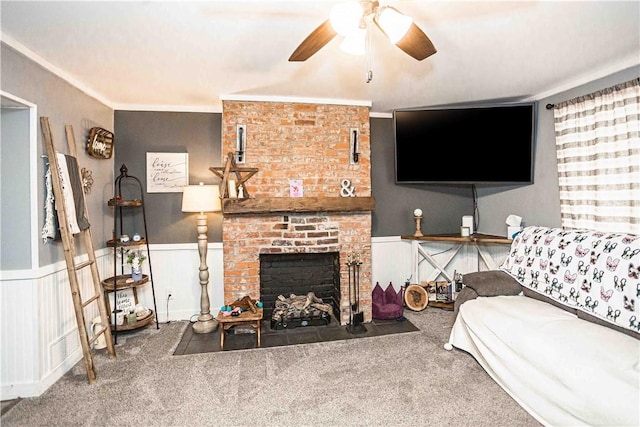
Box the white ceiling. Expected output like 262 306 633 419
2 1 639 115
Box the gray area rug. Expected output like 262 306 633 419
1 309 540 426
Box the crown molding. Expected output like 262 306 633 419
1 32 114 109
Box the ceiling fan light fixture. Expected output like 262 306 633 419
376 6 412 44
340 27 367 56
289 0 436 62
329 1 363 36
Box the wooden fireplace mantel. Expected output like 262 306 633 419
221 197 375 215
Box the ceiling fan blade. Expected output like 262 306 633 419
289 20 337 62
395 23 437 61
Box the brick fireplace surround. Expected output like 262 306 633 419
220 100 373 325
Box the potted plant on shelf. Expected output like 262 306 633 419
125 249 146 281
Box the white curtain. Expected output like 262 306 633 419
553 78 640 235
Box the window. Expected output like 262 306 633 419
553 78 640 235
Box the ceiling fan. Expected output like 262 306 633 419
289 0 437 62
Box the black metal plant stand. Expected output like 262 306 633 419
109 164 160 344
346 251 367 334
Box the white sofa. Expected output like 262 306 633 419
446 226 640 426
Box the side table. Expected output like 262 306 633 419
217 308 263 350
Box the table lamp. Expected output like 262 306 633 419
182 182 222 333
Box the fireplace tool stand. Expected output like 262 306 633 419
346 251 367 335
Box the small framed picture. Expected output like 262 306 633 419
289 179 303 197
436 282 451 301
423 281 437 301
146 152 189 193
109 288 136 313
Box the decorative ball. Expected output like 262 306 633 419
257 301 264 308
413 208 423 217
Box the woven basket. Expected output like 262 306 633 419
87 127 114 159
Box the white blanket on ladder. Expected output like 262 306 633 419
42 153 90 242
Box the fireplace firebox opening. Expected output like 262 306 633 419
259 252 341 328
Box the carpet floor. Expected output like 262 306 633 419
174 315 419 355
1 308 541 427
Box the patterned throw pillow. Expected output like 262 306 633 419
500 226 640 337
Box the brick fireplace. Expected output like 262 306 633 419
220 99 373 325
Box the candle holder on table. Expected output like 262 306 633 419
413 208 424 237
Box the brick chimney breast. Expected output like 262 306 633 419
221 100 372 325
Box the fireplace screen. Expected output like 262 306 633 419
259 252 341 327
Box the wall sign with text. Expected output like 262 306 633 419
109 288 136 312
146 152 189 193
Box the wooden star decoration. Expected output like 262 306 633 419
209 152 259 198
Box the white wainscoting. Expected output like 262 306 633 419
1 248 113 400
145 243 224 323
1 238 507 399
0 243 223 400
370 236 413 291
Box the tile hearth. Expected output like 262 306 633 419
173 317 418 355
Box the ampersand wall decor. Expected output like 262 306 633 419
340 179 355 197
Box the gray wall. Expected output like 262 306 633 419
372 65 640 237
476 65 640 236
4 41 637 256
371 117 472 236
1 42 114 267
114 111 475 242
114 111 222 244
114 63 639 243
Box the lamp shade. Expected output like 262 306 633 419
181 183 221 213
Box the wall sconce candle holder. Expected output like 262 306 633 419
235 124 246 164
350 128 359 164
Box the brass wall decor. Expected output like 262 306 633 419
87 127 114 159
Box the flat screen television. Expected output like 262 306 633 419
394 102 536 184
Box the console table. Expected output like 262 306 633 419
401 233 512 283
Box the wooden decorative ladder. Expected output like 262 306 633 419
40 116 116 383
